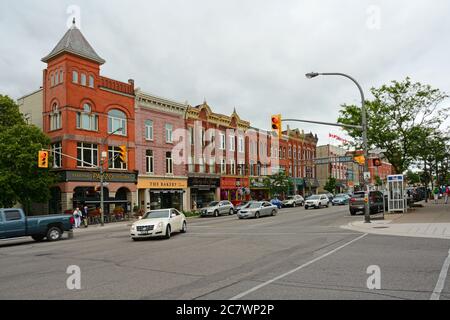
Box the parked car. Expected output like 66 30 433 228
282 195 305 207
349 191 384 215
305 194 329 209
270 198 283 209
233 201 252 214
130 208 186 240
332 194 350 206
238 201 278 219
0 208 72 242
200 201 234 217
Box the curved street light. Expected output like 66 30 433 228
306 72 370 223
99 127 124 226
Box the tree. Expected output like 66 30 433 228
324 177 337 193
338 78 448 174
263 171 293 198
374 175 383 187
0 95 56 213
405 170 421 185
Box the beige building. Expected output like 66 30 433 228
17 89 43 128
316 144 354 193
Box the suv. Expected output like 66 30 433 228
305 194 329 209
349 191 384 215
200 201 234 217
282 195 305 207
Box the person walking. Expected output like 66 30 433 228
73 207 82 228
433 186 440 204
82 205 89 228
445 185 449 205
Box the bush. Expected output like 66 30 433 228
183 211 200 218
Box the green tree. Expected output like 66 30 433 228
263 171 293 198
324 177 337 193
338 78 448 174
405 170 421 185
0 95 56 213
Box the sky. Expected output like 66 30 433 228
1 0 449 146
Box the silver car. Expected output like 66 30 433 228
200 201 234 217
238 201 278 219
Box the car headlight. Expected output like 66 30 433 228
157 222 164 229
131 225 136 230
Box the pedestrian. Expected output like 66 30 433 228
82 205 89 228
73 207 82 228
445 185 450 205
433 186 439 204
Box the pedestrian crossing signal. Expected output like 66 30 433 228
373 158 382 167
119 146 127 163
271 114 282 137
38 151 49 168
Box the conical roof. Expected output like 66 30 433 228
42 19 105 64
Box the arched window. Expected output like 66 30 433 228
81 73 86 86
60 69 64 83
76 103 98 131
72 71 78 83
54 71 59 85
108 109 127 135
50 103 61 130
89 75 94 88
50 73 55 87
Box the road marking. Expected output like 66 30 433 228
230 233 368 300
430 249 450 300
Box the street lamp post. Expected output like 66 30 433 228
306 72 371 223
99 127 123 226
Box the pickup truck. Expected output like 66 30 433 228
0 208 73 242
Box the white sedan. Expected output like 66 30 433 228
130 208 187 240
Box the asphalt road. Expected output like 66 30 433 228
1 205 449 300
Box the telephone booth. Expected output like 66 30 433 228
387 175 406 213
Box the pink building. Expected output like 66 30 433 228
135 90 188 211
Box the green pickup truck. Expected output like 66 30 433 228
0 208 73 242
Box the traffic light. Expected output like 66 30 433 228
354 155 365 165
119 145 127 163
373 158 382 167
38 151 49 168
271 114 282 137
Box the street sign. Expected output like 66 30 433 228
388 175 403 182
314 156 354 165
369 148 387 154
337 156 353 163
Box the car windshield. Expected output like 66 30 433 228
248 202 262 209
143 210 170 219
286 196 294 200
239 202 249 207
309 195 321 200
352 193 365 198
208 201 219 207
336 194 347 197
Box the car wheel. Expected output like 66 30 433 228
46 226 62 241
255 212 260 219
214 210 219 217
165 225 171 239
327 203 329 208
271 210 277 216
229 208 234 215
350 210 356 216
32 235 45 242
305 206 308 210
180 221 187 233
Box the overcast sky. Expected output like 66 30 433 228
1 0 449 145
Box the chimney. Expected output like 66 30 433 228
128 79 135 88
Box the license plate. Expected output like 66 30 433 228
139 232 150 235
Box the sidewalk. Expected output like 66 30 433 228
342 200 450 239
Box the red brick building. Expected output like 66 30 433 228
134 90 188 211
42 21 137 215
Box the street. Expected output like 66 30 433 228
1 205 449 300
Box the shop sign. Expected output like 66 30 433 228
138 178 187 189
220 177 250 189
250 177 266 188
60 170 138 183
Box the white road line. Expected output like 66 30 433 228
430 249 450 300
230 233 368 300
